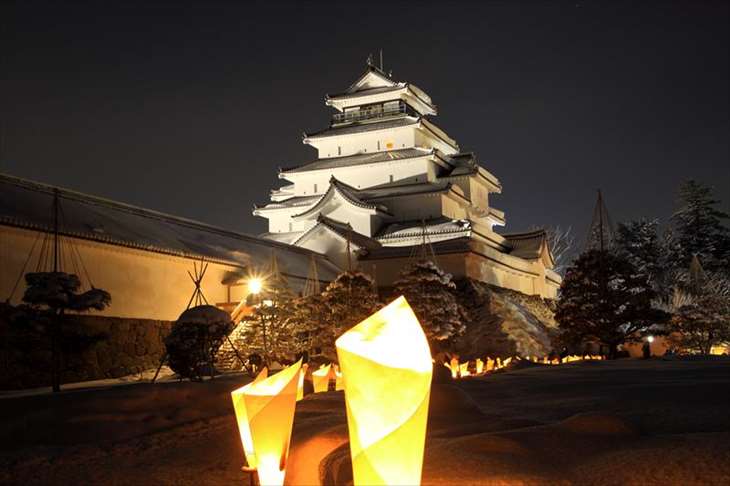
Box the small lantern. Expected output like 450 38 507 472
230 360 302 486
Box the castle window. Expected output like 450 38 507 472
338 146 342 156
289 222 293 232
377 141 381 150
314 183 318 193
389 175 394 183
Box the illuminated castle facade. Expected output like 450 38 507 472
254 62 561 298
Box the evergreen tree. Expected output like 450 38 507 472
615 218 662 284
663 256 730 354
317 271 381 360
393 260 465 350
555 250 667 358
22 272 111 392
240 274 297 365
668 294 730 354
668 180 730 274
286 293 327 357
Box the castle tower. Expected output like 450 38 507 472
253 61 561 298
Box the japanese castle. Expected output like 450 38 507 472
254 61 561 298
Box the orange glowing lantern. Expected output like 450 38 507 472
459 361 470 377
296 363 308 401
334 364 344 391
486 357 494 372
336 296 433 486
475 358 484 374
312 363 332 393
230 360 302 486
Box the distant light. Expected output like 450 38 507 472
647 335 655 343
248 277 263 295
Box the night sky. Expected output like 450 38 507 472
2 1 728 242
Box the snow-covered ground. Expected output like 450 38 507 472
1 358 729 485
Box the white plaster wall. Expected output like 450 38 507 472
284 158 434 197
0 226 250 321
309 125 416 158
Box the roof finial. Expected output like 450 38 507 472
379 49 383 71
366 53 374 67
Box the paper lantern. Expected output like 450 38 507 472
312 363 332 393
486 357 494 372
230 360 302 486
336 296 433 486
334 364 344 391
475 358 484 374
459 361 470 377
296 363 308 401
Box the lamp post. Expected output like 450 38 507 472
248 276 270 366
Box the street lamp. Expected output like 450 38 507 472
647 335 655 343
248 277 263 295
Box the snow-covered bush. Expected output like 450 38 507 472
165 305 234 381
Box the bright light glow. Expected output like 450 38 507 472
312 363 332 393
647 335 655 343
230 360 302 486
475 359 484 374
336 296 432 486
459 362 470 377
248 277 263 295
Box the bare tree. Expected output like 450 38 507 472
531 225 575 274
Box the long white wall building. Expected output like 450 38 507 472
254 62 561 298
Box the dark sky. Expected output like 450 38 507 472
2 0 728 242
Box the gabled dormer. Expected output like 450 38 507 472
326 65 437 117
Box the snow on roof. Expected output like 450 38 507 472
377 218 472 241
281 148 432 174
291 177 391 220
304 116 420 140
502 229 554 267
293 214 382 251
0 173 342 284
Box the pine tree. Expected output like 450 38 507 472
240 274 297 365
615 218 662 284
663 256 730 354
668 180 730 274
555 250 667 358
393 260 465 350
317 271 380 360
22 272 111 392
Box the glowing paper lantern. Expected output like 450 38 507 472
503 357 512 367
449 357 459 379
312 363 332 393
230 360 302 486
334 364 344 391
296 363 308 401
459 362 470 377
475 358 484 374
336 296 433 486
486 357 494 372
